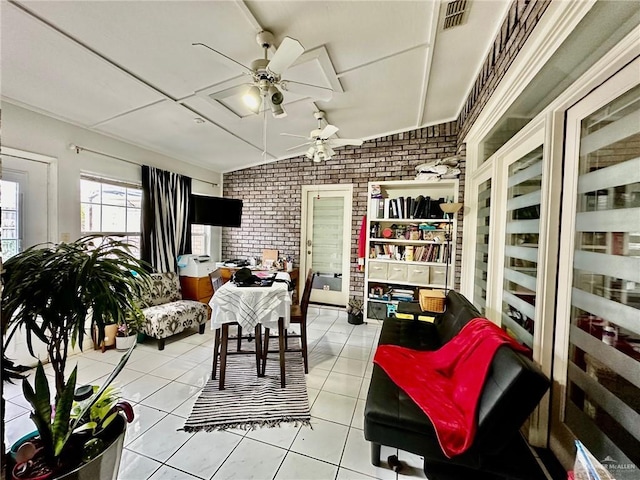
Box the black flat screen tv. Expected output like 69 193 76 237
189 195 243 227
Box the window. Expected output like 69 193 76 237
80 176 141 257
1 180 21 261
191 224 209 256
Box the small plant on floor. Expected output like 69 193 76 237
347 296 364 325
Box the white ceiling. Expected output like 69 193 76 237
1 0 510 173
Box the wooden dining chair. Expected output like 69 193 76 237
261 269 314 381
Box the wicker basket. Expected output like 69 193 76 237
419 289 446 313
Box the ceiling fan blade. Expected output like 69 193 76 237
280 133 310 139
267 37 304 76
286 141 312 151
319 124 339 139
282 80 333 102
328 138 364 148
192 43 252 74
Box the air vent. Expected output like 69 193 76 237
443 0 468 29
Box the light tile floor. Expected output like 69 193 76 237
3 306 554 480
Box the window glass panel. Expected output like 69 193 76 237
126 208 141 233
102 205 126 232
1 180 21 261
80 180 102 204
80 204 101 232
191 224 207 255
312 196 344 292
566 84 640 471
502 146 543 348
474 178 491 314
102 185 126 207
80 176 141 257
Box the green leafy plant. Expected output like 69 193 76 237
117 303 146 337
346 296 364 316
1 235 152 401
17 343 136 477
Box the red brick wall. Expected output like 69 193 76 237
457 0 551 142
222 122 459 300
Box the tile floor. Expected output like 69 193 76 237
3 306 554 480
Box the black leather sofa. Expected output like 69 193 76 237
364 291 550 480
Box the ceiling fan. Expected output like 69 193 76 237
194 31 333 118
282 111 363 162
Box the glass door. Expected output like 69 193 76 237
301 185 353 306
552 60 639 477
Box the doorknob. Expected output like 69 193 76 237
307 250 311 254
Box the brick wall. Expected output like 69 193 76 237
222 122 459 301
457 0 551 142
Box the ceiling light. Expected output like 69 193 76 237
306 146 315 159
267 85 284 106
243 85 262 112
271 102 287 118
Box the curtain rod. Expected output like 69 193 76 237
69 144 219 187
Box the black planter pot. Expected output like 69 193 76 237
348 313 364 325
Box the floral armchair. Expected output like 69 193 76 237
140 272 208 350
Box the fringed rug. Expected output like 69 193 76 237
183 349 311 432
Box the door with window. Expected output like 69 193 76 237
1 154 51 260
551 60 639 477
301 185 353 306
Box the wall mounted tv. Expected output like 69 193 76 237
189 195 243 227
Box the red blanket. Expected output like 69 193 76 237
373 318 530 458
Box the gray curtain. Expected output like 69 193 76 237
141 166 192 273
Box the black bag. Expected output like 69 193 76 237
233 267 259 286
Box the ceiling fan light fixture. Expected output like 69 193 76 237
268 85 284 106
243 85 262 112
271 102 287 118
306 146 315 159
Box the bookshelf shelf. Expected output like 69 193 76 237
364 179 459 322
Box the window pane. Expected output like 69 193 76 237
127 208 141 233
125 236 140 258
127 188 141 208
81 203 101 232
80 180 102 204
566 84 640 470
502 146 543 348
102 205 126 231
474 178 491 315
102 185 126 207
1 180 19 209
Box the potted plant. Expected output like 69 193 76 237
347 296 364 325
1 235 151 401
115 304 144 351
11 345 136 480
1 235 151 479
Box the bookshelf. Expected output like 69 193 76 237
364 179 459 322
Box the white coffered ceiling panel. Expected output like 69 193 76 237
422 0 511 124
246 0 434 73
2 0 511 173
1 3 164 126
94 100 262 172
20 0 257 99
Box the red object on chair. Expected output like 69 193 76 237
373 318 531 458
358 215 367 272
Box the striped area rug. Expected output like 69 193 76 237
183 348 311 432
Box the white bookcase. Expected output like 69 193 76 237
364 179 459 321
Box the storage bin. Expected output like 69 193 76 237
368 261 388 280
387 264 408 282
407 264 430 284
367 301 388 320
430 265 447 286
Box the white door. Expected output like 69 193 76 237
1 152 53 258
301 185 353 306
2 150 55 366
550 60 640 476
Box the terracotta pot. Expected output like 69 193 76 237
102 324 118 347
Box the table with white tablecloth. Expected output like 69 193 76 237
209 272 292 388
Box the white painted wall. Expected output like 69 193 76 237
2 102 223 256
2 102 224 366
